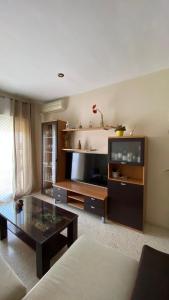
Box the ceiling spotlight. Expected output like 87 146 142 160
57 73 64 78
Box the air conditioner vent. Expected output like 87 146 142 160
41 99 66 113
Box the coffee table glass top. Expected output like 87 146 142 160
0 196 78 243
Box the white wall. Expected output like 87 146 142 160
43 69 169 229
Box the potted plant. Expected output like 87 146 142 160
115 125 126 136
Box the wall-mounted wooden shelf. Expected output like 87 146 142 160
62 126 115 132
62 148 107 154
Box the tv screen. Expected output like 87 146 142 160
66 152 108 187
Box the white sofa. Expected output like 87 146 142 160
23 236 138 300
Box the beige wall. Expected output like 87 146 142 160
42 69 169 229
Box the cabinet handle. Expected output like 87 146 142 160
121 182 127 186
91 206 95 209
91 197 95 201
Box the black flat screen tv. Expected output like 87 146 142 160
66 152 108 187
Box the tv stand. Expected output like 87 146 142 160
53 180 107 222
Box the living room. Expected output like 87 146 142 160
0 1 169 300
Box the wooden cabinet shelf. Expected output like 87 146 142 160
68 201 84 210
68 194 85 203
108 177 143 185
43 165 53 168
108 163 144 185
44 151 53 153
43 180 53 183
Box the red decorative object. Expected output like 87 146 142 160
92 104 104 127
92 104 97 113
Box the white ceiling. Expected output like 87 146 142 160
0 0 169 101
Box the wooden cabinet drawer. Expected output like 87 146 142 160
53 186 67 196
84 196 104 217
53 187 67 203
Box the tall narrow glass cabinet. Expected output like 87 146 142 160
41 121 66 197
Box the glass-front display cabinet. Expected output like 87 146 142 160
108 137 144 165
41 122 57 197
108 137 145 185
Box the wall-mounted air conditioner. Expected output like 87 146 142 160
41 99 66 113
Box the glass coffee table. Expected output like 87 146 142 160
0 196 78 278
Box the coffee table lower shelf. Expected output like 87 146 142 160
8 222 67 259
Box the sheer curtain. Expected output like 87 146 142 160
0 97 34 201
12 100 33 199
0 97 14 202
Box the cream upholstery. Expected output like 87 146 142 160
23 235 138 300
0 255 26 300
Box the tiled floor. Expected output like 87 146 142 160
0 193 169 291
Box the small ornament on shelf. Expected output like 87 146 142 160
78 140 82 149
65 121 69 129
129 126 136 136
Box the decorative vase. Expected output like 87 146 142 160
115 130 124 137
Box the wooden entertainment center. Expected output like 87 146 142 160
53 181 107 221
41 121 146 230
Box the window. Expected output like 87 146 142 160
0 114 14 201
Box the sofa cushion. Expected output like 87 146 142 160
131 245 169 300
23 235 138 300
0 255 26 300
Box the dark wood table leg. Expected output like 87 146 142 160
67 218 78 247
0 215 7 240
36 242 50 279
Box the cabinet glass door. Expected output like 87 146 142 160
108 138 144 165
42 123 57 197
